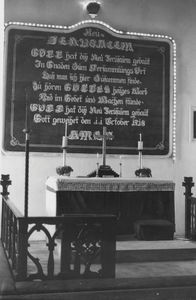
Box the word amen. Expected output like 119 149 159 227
67 130 114 141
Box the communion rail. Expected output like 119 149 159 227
0 174 116 281
183 177 196 240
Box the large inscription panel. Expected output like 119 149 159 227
4 22 173 154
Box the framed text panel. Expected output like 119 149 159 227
3 21 174 155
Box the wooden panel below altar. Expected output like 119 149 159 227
46 177 175 235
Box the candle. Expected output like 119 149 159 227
64 120 68 137
138 133 143 150
120 155 122 164
138 141 143 150
25 102 29 131
62 120 68 147
25 88 30 131
62 136 67 148
97 153 99 163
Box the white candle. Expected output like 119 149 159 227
120 155 122 164
138 133 143 150
65 120 68 137
138 141 143 150
62 136 67 147
97 153 99 163
62 120 68 147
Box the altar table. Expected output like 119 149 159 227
46 177 175 235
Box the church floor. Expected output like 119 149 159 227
116 236 196 250
2 239 196 299
116 260 196 278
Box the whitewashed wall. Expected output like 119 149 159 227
1 0 196 237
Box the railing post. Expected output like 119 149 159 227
23 128 30 218
1 175 12 242
16 218 28 281
0 174 12 197
183 177 195 239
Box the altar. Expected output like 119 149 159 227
46 177 175 236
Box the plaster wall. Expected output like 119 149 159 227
1 0 196 236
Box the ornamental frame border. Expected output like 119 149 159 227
3 20 177 160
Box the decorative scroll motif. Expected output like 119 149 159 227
10 136 21 146
156 141 165 150
158 47 166 54
15 34 24 44
27 223 56 280
70 223 102 278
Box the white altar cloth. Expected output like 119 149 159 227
46 176 175 193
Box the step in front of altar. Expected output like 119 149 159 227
116 238 196 263
10 239 196 298
53 238 196 264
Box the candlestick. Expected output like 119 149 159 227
25 103 29 132
119 155 122 177
63 149 66 166
96 162 99 177
139 151 143 169
102 126 106 166
25 87 31 132
96 153 99 177
62 120 68 166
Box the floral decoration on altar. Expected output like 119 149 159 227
56 165 73 176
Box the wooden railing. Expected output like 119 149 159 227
0 174 116 281
182 177 196 240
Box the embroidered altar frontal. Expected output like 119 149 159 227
46 177 175 192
